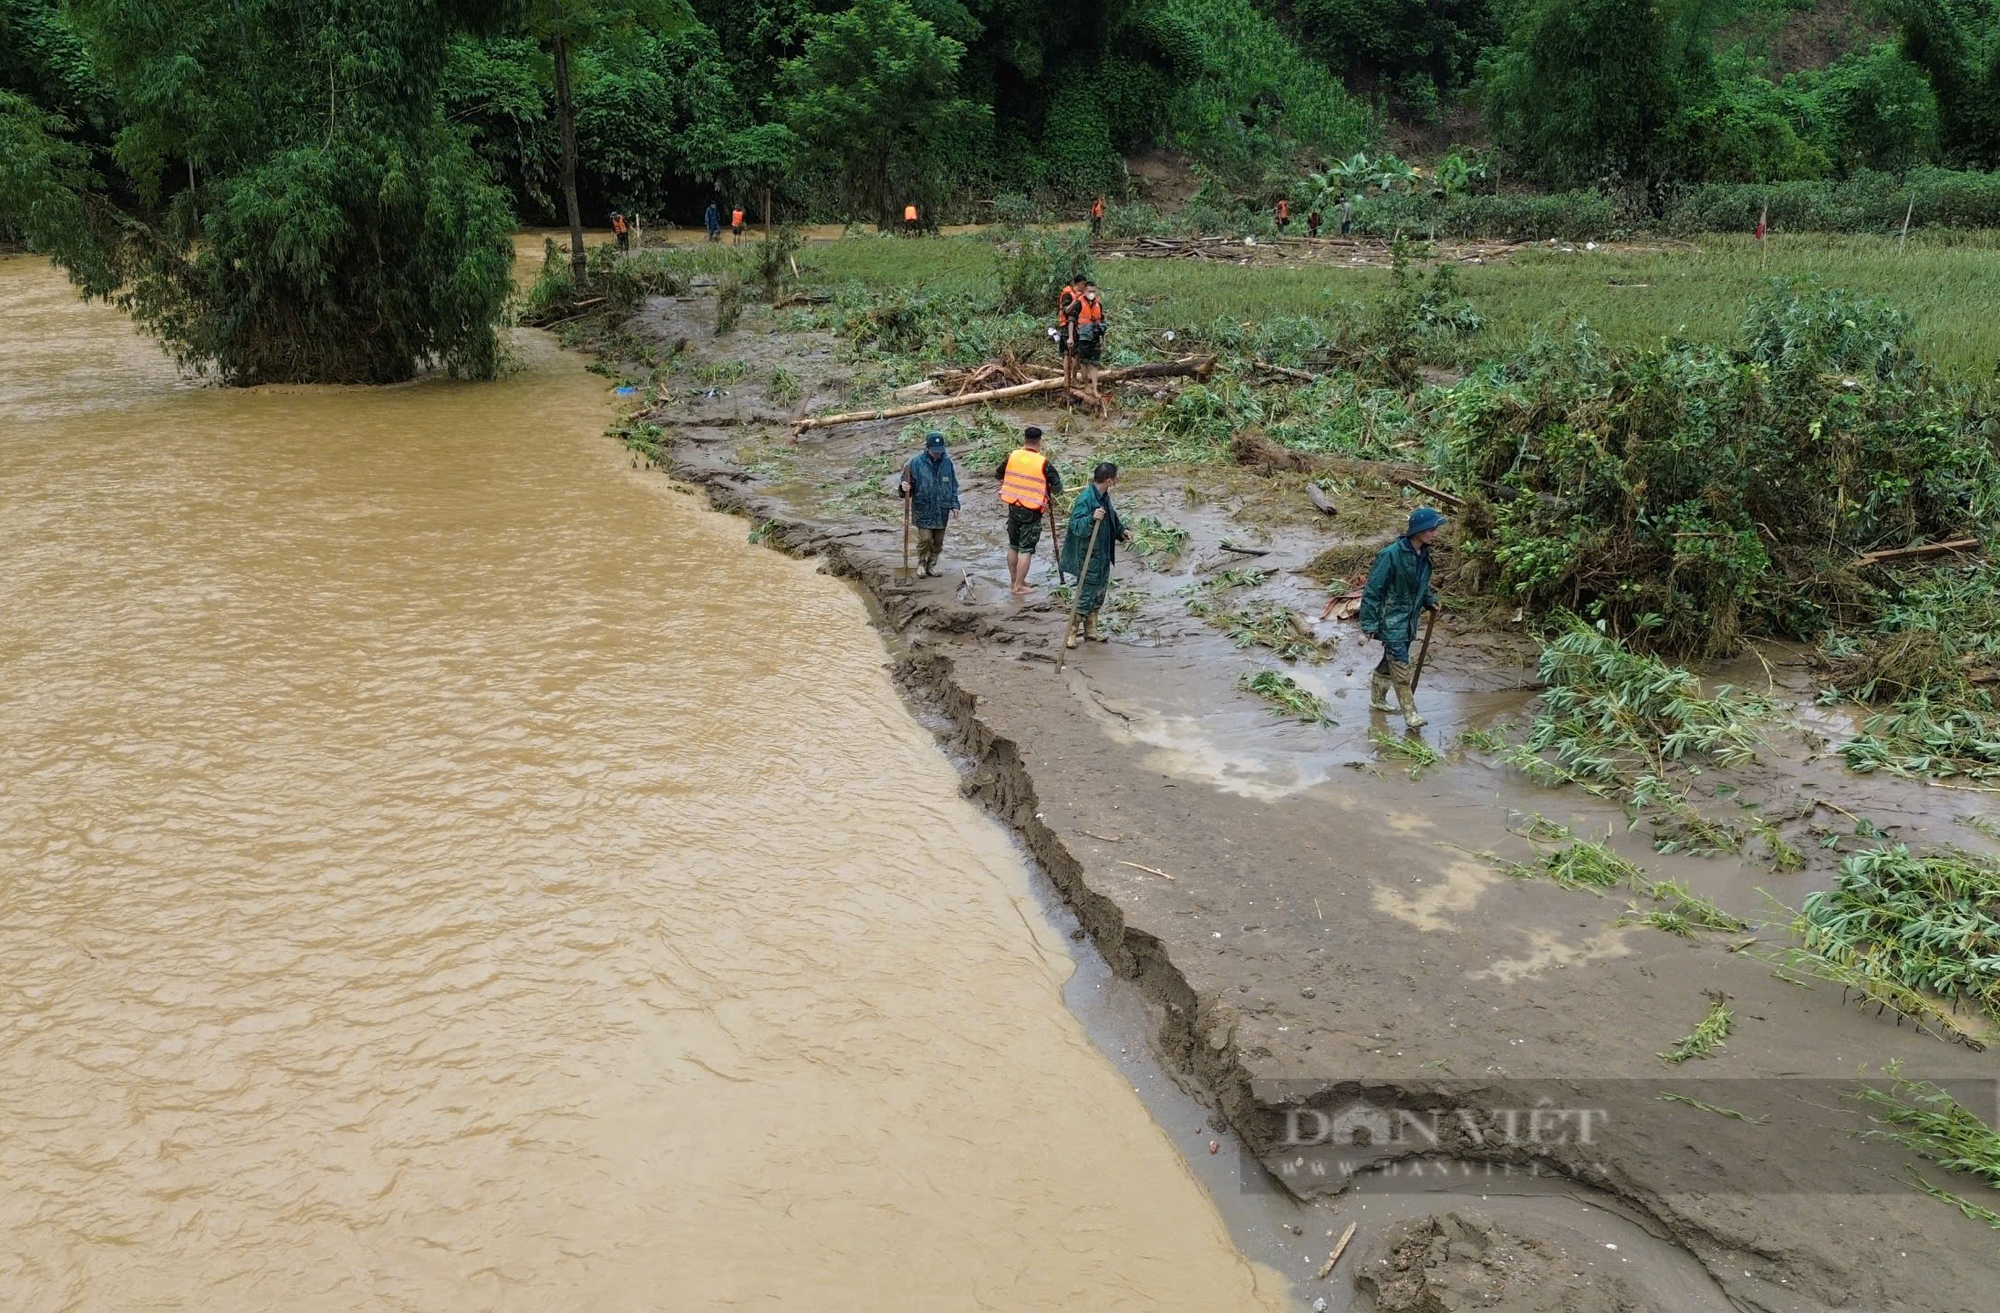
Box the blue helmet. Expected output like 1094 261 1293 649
1407 506 1448 535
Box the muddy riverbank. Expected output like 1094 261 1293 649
615 278 2000 1311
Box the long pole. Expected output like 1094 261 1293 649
1410 608 1438 691
1898 200 1913 255
1045 496 1066 584
1056 512 1104 673
898 468 914 578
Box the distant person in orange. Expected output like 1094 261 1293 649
1275 197 1290 234
730 206 745 244
1090 195 1105 236
904 203 920 236
611 210 629 253
1308 208 1323 238
1056 273 1086 392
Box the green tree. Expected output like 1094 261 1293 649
705 121 802 234
1480 0 1729 186
518 1 691 283
775 0 989 229
44 0 519 384
1883 0 2000 166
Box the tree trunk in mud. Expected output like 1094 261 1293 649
763 185 772 238
554 32 587 287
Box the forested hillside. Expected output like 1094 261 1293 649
5 0 1997 381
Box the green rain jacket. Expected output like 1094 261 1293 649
1358 535 1437 645
1060 482 1123 582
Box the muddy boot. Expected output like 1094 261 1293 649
1369 673 1396 712
1084 613 1106 642
1393 676 1427 729
1065 617 1083 649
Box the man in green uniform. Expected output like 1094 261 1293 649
1359 506 1445 727
898 431 960 576
1060 461 1128 647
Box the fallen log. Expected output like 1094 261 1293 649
1306 483 1339 517
792 355 1216 435
1855 536 1983 566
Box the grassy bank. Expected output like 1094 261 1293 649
805 231 2000 378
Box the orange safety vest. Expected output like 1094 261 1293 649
731 209 744 227
904 205 918 223
611 214 627 234
1056 286 1079 326
1076 295 1104 325
1277 199 1289 219
999 448 1050 511
1091 198 1104 218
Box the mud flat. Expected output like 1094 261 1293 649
615 284 2000 1312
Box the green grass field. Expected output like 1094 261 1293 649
804 230 2000 378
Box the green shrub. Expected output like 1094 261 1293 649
1435 281 1998 655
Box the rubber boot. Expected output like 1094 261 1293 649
1084 613 1105 642
1393 673 1427 729
1369 673 1396 712
1065 617 1083 649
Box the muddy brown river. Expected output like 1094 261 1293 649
0 255 1287 1309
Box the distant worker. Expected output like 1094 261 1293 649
705 201 721 242
1359 507 1446 728
1061 462 1128 647
731 206 745 244
1056 272 1086 392
1339 194 1353 237
904 203 920 236
611 210 629 253
1072 280 1107 391
898 430 961 577
997 425 1064 597
1275 198 1290 235
1090 195 1105 236
1307 209 1323 239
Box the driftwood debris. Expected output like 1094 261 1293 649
1395 476 1467 510
1855 536 1983 566
1306 484 1339 517
792 355 1216 435
1218 541 1270 557
1253 357 1320 383
1315 1223 1358 1279
1117 860 1176 882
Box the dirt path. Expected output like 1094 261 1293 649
616 285 2000 1311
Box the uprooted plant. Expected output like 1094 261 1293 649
1792 844 2000 1034
1855 1063 2000 1230
1238 670 1336 726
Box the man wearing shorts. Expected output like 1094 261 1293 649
996 426 1064 597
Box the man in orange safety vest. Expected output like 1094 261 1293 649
996 425 1065 597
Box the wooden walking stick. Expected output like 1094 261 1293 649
1046 496 1067 585
895 464 916 579
1410 607 1439 691
1055 512 1104 673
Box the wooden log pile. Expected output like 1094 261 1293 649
793 355 1216 436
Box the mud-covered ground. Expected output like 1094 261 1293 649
610 280 2000 1311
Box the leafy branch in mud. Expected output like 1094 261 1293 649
1182 572 1327 662
1794 845 2000 1030
1371 730 1441 780
1238 670 1335 726
1125 516 1190 570
1498 816 1749 935
1658 999 1734 1065
1467 619 1803 866
1856 1065 2000 1231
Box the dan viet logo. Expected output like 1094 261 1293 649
1282 1096 1611 1149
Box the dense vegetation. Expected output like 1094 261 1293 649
7 0 2000 380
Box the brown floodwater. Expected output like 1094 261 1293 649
0 256 1287 1310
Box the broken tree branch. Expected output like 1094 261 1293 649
1253 357 1319 384
1855 537 1982 566
1395 476 1467 510
792 356 1217 435
1315 1223 1358 1279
